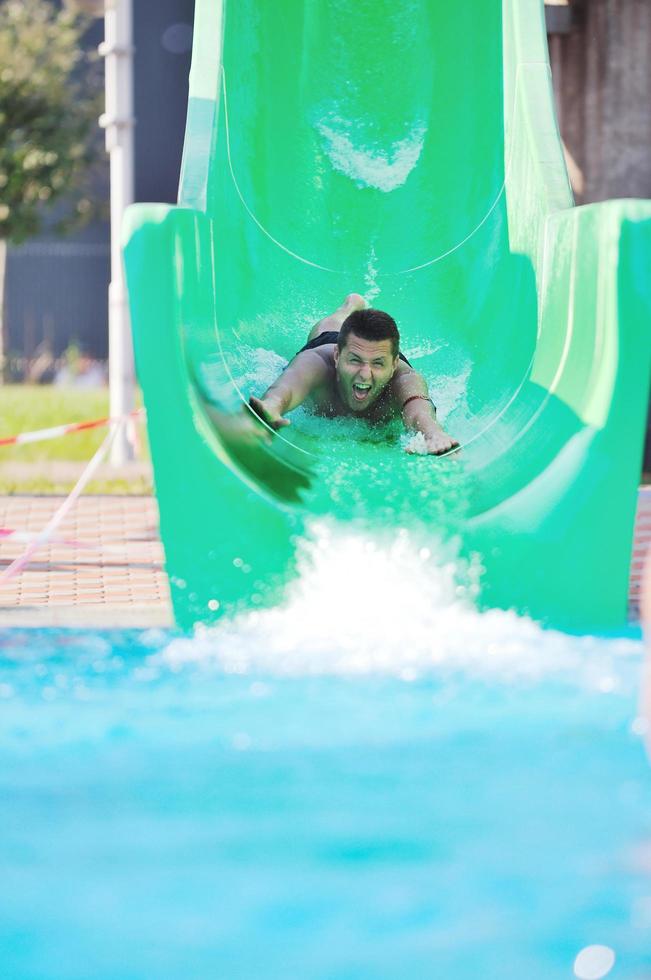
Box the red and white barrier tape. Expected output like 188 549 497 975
0 422 122 585
0 408 144 448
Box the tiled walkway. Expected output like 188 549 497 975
0 489 650 629
0 495 171 627
629 485 651 620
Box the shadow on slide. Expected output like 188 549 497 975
123 0 651 632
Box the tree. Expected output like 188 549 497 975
0 0 103 379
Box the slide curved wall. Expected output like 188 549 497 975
123 0 651 631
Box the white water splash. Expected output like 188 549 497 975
196 348 288 408
396 357 472 436
363 245 381 305
316 115 427 192
232 346 288 393
403 338 446 360
157 522 641 684
429 359 472 424
403 431 429 455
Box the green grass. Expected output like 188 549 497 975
0 472 153 495
0 385 151 494
0 385 148 461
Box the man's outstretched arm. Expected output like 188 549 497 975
391 364 460 455
250 351 330 429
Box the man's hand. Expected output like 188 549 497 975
249 395 291 431
205 402 276 448
405 424 460 456
393 367 459 457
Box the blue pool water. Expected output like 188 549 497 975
1 539 651 979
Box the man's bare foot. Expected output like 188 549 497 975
306 292 367 342
338 292 367 316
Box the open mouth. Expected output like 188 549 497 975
352 383 372 403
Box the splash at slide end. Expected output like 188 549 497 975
123 0 651 633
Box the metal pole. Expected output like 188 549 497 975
99 0 135 464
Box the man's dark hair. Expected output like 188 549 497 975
338 308 400 358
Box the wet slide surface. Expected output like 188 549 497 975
124 0 651 632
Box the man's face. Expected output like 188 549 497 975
333 331 399 412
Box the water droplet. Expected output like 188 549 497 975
574 945 616 979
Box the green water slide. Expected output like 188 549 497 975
123 0 651 633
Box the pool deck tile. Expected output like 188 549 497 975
0 487 650 629
0 495 172 629
628 485 651 621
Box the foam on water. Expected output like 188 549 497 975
427 358 472 425
403 431 430 454
316 114 427 192
157 521 641 688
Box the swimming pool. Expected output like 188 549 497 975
1 543 650 979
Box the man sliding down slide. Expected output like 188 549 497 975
250 294 460 456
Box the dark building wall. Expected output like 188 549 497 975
133 0 195 205
548 0 651 204
5 0 195 364
547 0 651 473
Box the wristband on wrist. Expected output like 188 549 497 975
402 394 436 412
